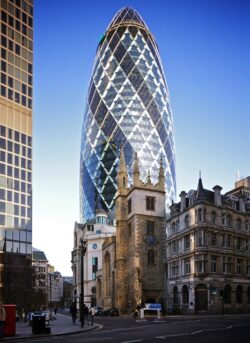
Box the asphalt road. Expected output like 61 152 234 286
16 314 250 343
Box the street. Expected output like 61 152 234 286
11 314 250 343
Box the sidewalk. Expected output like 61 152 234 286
3 313 101 341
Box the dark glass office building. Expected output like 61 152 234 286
0 0 33 308
80 7 176 222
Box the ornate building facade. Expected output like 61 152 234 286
80 7 176 223
166 177 250 314
98 150 166 312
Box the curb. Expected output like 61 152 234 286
3 324 102 341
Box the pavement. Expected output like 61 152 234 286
3 312 101 341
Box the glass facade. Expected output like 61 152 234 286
0 0 33 255
80 7 176 222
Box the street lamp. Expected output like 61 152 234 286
80 238 87 328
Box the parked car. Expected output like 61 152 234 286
100 308 111 316
94 306 103 315
109 308 119 316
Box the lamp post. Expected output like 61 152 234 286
80 238 87 328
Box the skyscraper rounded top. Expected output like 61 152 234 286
107 7 149 31
80 7 176 222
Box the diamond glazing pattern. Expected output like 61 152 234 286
80 7 176 222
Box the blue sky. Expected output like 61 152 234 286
33 0 250 275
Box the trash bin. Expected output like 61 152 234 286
32 315 45 334
3 305 16 337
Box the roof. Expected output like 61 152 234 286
32 248 48 261
108 7 148 30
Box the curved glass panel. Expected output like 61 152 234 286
80 7 176 222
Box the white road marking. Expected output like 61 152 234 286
226 325 233 329
121 340 142 343
191 330 203 335
156 334 188 339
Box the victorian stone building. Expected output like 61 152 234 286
166 176 250 314
99 150 167 312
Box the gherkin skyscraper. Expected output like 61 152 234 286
80 7 176 222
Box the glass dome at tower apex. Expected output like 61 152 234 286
80 7 176 222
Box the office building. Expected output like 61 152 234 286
0 0 33 308
80 7 176 223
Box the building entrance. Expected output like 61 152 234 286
195 284 208 311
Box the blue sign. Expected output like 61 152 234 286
145 303 162 310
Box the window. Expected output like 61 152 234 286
170 261 179 277
171 240 178 254
211 212 216 225
236 237 242 250
237 218 242 230
171 222 176 234
184 258 190 274
210 255 217 273
147 221 154 235
236 285 243 304
196 230 203 246
227 215 232 227
87 224 94 231
224 284 231 304
185 215 189 228
236 259 242 274
247 286 250 304
184 235 190 250
211 232 217 246
146 196 155 211
147 249 155 265
197 208 202 222
195 255 205 273
92 257 98 280
128 198 131 214
223 256 232 274
182 285 189 304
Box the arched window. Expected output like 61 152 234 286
185 215 189 228
173 286 178 304
182 285 189 304
236 285 243 304
247 286 250 304
176 220 179 231
148 249 155 265
224 284 231 304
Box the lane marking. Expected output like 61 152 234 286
226 325 233 329
191 330 202 335
121 340 142 343
156 334 188 339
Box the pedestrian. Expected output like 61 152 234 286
54 306 57 315
70 303 77 324
0 305 6 339
89 306 95 325
83 304 89 326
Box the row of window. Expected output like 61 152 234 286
169 231 250 254
170 212 249 234
0 152 31 169
1 9 33 37
169 255 250 277
0 126 32 145
0 163 31 182
1 71 32 96
172 284 250 305
2 0 33 17
0 190 31 204
0 139 32 156
128 196 155 214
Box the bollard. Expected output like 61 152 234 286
140 309 144 320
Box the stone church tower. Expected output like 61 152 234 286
115 149 166 312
